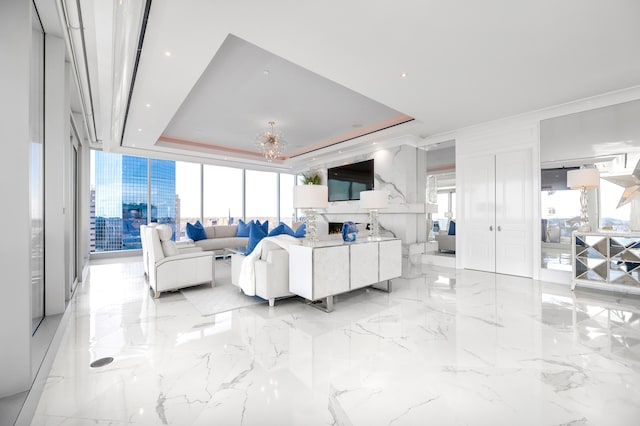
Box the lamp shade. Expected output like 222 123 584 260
567 168 600 189
293 185 328 209
360 190 389 209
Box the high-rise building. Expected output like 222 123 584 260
93 152 176 251
89 188 96 251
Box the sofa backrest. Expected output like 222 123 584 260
203 225 238 239
146 227 165 263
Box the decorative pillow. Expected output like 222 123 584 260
268 223 287 237
294 223 306 238
237 219 251 237
245 221 267 255
276 222 296 237
448 220 456 236
256 220 269 234
186 221 207 241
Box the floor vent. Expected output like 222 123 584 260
90 357 114 368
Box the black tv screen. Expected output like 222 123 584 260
541 167 578 191
327 159 374 201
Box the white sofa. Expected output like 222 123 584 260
192 224 249 255
435 232 455 253
146 225 215 298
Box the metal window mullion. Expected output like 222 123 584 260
199 163 204 223
242 169 246 221
147 158 151 224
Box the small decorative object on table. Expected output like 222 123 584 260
341 221 358 242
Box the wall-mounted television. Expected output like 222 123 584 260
541 167 578 191
327 159 374 201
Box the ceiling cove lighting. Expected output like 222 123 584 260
256 121 286 161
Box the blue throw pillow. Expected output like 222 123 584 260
294 223 306 238
237 219 251 237
245 221 267 255
256 220 268 234
186 221 207 241
448 220 456 236
276 222 296 237
268 223 287 237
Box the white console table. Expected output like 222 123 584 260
289 238 402 311
572 231 640 294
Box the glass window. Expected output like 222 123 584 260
31 9 45 333
203 165 242 226
433 192 450 231
246 170 278 230
541 189 581 244
176 161 201 239
279 173 296 226
150 159 176 238
93 152 154 251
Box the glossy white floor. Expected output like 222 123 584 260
27 256 640 425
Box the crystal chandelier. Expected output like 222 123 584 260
256 121 286 161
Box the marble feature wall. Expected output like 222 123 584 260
314 145 427 252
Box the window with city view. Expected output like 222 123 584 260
91 150 299 252
246 170 278 230
203 165 243 227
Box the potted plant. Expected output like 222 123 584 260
300 171 321 185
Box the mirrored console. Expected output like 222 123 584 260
572 231 640 294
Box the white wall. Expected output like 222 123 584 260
0 0 33 398
310 144 427 250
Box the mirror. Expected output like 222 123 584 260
425 141 456 264
540 99 640 272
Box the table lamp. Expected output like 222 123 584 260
360 189 389 240
293 184 328 245
567 167 600 232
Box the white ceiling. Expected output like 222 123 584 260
87 0 640 171
160 34 412 162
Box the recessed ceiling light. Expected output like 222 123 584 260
400 72 408 78
137 128 142 132
372 142 377 145
145 103 151 108
263 69 270 75
164 51 172 57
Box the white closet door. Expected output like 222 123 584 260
495 149 533 277
462 154 496 272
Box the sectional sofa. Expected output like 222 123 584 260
190 224 249 255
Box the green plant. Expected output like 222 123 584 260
300 171 321 185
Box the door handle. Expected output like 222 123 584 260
489 225 493 231
497 225 502 231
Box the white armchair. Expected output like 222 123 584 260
146 225 215 298
231 246 293 307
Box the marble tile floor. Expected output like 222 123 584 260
26 256 640 425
